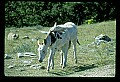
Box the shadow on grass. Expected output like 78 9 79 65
49 64 97 76
49 70 73 76
71 64 97 72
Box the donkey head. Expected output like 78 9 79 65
37 39 48 63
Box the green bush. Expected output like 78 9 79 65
5 1 115 28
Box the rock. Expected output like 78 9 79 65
7 32 19 40
7 65 15 69
22 36 29 39
92 34 112 45
20 69 26 71
30 64 45 69
17 53 24 58
17 52 36 58
4 54 12 59
24 52 36 57
23 60 31 66
31 38 37 42
23 60 31 64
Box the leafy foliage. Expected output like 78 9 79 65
5 1 115 28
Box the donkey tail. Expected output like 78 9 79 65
77 39 80 45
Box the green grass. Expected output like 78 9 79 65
4 20 116 77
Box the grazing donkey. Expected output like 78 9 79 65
38 22 80 72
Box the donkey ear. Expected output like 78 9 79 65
44 39 47 45
53 22 57 27
37 40 40 45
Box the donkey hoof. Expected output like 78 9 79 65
51 67 54 69
75 60 77 64
60 63 63 66
62 66 65 69
47 70 50 73
47 68 50 72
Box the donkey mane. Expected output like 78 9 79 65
49 32 56 46
44 31 63 46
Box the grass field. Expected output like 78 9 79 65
4 20 116 77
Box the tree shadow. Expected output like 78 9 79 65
49 64 97 76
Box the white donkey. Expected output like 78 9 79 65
38 22 80 71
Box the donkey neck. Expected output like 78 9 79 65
46 32 58 47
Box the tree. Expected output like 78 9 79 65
5 1 115 28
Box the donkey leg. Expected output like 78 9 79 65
72 40 77 64
47 49 54 72
60 50 63 66
62 43 69 69
47 57 51 72
51 53 55 69
62 51 68 69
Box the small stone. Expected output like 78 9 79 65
24 52 36 57
17 53 24 58
4 54 12 59
23 60 31 64
7 65 14 69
